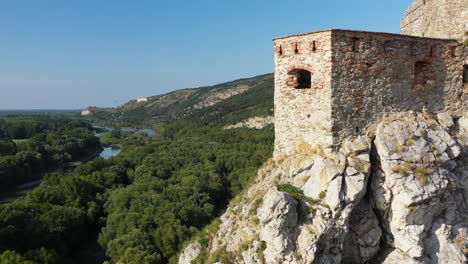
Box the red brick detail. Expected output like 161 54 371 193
286 65 314 74
352 92 364 110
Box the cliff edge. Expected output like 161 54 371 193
179 111 468 264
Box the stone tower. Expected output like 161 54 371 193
273 29 467 158
401 0 468 43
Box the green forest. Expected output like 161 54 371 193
0 73 275 264
0 118 101 189
0 117 273 264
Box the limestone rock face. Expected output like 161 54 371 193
178 241 202 264
371 113 467 263
180 112 467 264
224 116 274 130
80 109 93 116
257 189 298 263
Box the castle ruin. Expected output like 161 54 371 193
273 2 468 158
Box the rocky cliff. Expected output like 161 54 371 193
179 111 468 264
224 116 274 130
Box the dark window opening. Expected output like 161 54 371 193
355 126 360 133
429 45 435 57
288 69 312 89
413 61 432 87
450 46 457 57
312 41 317 52
463 65 468 84
278 45 283 56
295 70 311 88
294 43 299 54
352 38 360 52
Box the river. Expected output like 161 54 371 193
0 126 156 204
93 126 156 159
99 146 122 159
16 126 155 190
93 126 156 136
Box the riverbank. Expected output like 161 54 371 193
0 126 155 204
0 149 102 204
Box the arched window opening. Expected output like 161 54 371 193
413 61 432 88
287 69 312 89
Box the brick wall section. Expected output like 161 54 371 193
330 30 467 143
273 31 334 157
273 29 468 156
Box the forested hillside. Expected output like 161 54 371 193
84 73 274 127
0 122 273 264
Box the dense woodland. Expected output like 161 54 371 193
0 118 273 263
0 118 100 189
0 74 275 263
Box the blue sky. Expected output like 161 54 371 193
0 0 413 109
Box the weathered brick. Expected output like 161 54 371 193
273 29 467 158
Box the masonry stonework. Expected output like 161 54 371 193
273 29 468 158
401 0 467 43
273 31 334 157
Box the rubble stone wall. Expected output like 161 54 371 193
330 30 467 143
273 29 467 155
273 31 334 158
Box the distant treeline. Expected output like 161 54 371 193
0 118 92 139
0 122 274 264
0 118 100 188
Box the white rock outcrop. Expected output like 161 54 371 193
224 116 274 130
180 112 467 264
81 109 93 116
179 241 202 264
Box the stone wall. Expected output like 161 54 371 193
401 0 468 42
330 30 467 143
273 29 468 156
273 31 334 158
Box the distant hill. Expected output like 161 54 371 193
83 73 274 126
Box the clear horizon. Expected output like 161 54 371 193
0 0 412 109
